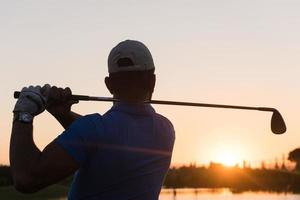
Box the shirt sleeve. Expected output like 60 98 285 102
54 115 97 165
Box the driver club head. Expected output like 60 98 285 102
271 110 287 134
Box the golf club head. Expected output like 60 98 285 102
271 110 286 134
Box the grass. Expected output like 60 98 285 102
0 185 69 200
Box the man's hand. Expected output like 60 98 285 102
13 86 46 117
41 84 81 129
41 84 78 118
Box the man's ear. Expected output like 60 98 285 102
149 74 156 94
105 77 113 94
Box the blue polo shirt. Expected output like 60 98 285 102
55 102 175 200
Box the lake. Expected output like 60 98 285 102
158 188 300 200
52 188 300 200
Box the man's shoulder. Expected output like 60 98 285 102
82 113 102 120
76 113 103 123
155 113 172 123
69 113 103 130
154 113 174 130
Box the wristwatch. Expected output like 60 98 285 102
13 112 34 123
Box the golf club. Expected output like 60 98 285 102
14 91 287 134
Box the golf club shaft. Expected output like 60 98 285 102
13 91 275 112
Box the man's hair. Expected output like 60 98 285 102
108 69 155 100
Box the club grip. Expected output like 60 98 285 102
14 91 21 99
13 91 90 101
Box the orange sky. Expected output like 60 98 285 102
1 1 300 167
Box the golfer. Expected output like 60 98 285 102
10 40 175 199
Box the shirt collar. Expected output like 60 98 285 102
110 102 155 115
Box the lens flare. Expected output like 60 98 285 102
215 148 241 167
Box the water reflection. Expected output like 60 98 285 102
50 188 300 200
159 188 300 200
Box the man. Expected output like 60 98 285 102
10 40 175 199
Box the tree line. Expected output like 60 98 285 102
2 147 300 190
164 163 300 192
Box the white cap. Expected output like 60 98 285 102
108 40 155 74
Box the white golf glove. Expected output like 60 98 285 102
13 85 47 116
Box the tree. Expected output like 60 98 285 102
288 148 300 171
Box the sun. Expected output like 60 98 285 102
215 148 241 167
218 151 239 167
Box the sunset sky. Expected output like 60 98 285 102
1 0 300 167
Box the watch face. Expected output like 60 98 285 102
20 113 33 123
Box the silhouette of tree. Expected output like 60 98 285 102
163 163 300 192
281 154 287 171
261 161 266 170
274 158 279 170
243 160 247 169
288 148 300 171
